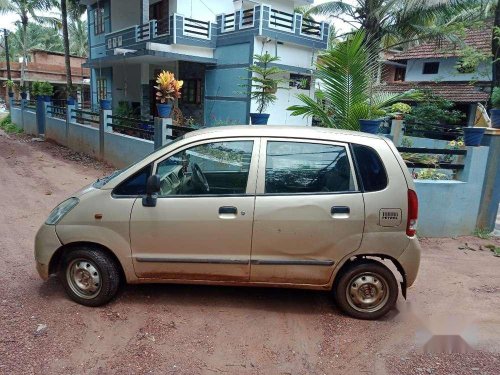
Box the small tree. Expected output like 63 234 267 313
245 53 288 114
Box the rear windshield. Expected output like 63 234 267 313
352 144 388 192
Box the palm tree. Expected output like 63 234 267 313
301 0 487 50
2 22 63 59
69 18 87 57
287 31 421 130
0 0 58 90
58 0 86 97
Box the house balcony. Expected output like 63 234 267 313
101 4 329 60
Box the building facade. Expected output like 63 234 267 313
379 26 491 125
0 49 90 105
81 0 329 126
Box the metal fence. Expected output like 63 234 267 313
47 105 67 119
71 108 100 126
397 147 467 170
404 122 463 141
109 115 155 140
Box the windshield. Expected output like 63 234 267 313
92 135 187 189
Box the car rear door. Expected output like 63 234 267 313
250 138 365 285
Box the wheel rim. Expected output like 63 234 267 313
66 258 102 299
346 272 389 313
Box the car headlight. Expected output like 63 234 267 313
45 197 79 225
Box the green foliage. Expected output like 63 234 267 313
0 114 23 134
404 90 465 126
288 31 422 130
31 81 42 97
415 169 449 180
244 53 289 114
473 227 492 240
2 80 17 91
390 102 412 115
40 81 53 96
491 87 500 109
401 136 414 148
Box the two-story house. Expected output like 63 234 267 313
80 0 329 126
379 25 491 125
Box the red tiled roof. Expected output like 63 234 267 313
376 82 490 103
391 25 492 60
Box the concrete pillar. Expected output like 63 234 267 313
99 101 113 160
21 98 27 130
66 101 76 146
390 119 404 146
477 128 500 231
140 0 149 24
36 97 46 136
154 117 173 149
140 63 151 119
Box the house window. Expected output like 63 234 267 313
181 79 202 104
97 78 107 101
422 62 439 75
394 67 406 82
289 73 311 90
94 5 105 35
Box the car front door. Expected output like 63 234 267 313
129 138 259 281
250 138 365 285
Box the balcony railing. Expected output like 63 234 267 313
102 5 328 56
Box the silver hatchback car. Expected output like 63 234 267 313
35 126 420 320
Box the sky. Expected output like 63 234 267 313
0 0 351 32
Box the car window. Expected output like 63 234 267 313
155 140 254 196
265 141 356 194
352 144 388 192
113 165 152 196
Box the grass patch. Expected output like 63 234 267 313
473 227 492 240
0 114 23 134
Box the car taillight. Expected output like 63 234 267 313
407 189 418 236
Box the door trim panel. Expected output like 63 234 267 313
250 259 335 266
135 257 249 265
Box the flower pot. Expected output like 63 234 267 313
36 95 44 102
157 103 173 118
20 92 27 99
8 92 14 98
250 113 270 125
67 97 75 105
44 95 52 102
490 109 500 128
359 119 382 134
463 127 485 147
100 99 112 110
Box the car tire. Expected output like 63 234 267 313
59 247 121 307
334 260 398 320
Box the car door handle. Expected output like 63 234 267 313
331 206 350 215
219 206 237 215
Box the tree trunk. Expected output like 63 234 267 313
61 0 74 97
20 14 28 90
492 0 500 88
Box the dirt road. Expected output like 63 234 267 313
1 129 499 375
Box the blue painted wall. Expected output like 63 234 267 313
88 0 111 61
205 43 252 125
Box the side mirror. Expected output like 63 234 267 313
143 175 161 207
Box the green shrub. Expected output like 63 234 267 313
491 87 500 109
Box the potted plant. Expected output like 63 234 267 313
463 127 485 146
3 80 17 97
490 86 500 128
32 81 43 101
244 52 288 125
390 102 412 120
40 82 53 102
154 70 183 118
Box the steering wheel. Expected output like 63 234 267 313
191 163 210 193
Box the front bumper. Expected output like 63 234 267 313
397 237 421 287
34 224 62 280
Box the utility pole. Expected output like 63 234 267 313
3 28 12 81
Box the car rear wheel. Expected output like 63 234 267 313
334 261 398 320
59 247 120 307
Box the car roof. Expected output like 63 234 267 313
183 125 382 142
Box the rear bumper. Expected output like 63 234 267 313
34 224 62 280
397 237 421 287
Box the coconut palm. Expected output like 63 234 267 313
301 0 488 49
2 22 63 59
58 0 86 96
0 0 58 89
287 31 421 130
69 18 88 57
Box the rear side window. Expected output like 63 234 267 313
113 165 151 196
265 141 356 194
352 144 388 192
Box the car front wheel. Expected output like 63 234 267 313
59 247 121 307
334 261 398 320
